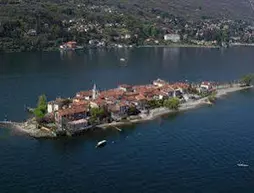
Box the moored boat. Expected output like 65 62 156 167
237 163 249 167
96 140 107 148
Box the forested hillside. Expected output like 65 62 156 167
1 0 254 52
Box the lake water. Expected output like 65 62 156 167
1 47 254 193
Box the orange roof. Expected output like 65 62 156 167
170 82 189 89
72 100 89 106
92 98 107 106
100 89 125 98
67 41 77 44
135 94 146 101
58 106 87 117
76 90 92 97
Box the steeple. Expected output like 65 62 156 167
92 84 97 100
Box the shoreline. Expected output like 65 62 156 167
96 85 253 129
0 85 252 138
138 44 220 49
1 43 220 53
3 43 254 53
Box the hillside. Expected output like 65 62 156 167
1 0 254 52
107 0 254 21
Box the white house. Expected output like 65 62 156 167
164 34 180 42
153 79 167 87
47 101 60 113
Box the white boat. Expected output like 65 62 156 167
120 58 126 61
96 140 107 148
237 163 249 167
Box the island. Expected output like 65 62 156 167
0 75 253 138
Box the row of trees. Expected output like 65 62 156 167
147 97 180 110
240 74 254 86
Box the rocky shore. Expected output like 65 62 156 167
0 84 252 138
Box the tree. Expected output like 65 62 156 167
127 106 140 115
240 74 254 86
208 92 216 103
90 107 106 120
37 94 47 113
163 97 180 110
34 94 47 119
147 99 164 109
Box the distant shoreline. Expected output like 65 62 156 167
137 44 220 48
3 43 254 53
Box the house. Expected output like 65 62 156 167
125 34 131 39
164 34 180 42
76 90 93 101
27 29 37 36
153 79 168 87
55 106 89 128
47 98 71 113
118 84 133 92
66 41 77 49
153 91 168 100
200 81 213 90
108 102 129 121
199 81 214 93
67 119 89 131
173 89 184 99
160 85 175 97
89 98 107 109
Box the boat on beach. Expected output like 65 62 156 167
96 140 107 148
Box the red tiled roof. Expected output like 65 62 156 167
67 41 77 44
135 94 146 101
58 106 88 117
76 90 92 97
118 84 132 89
170 82 189 89
72 100 89 106
100 89 125 98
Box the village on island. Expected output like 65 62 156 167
0 75 253 138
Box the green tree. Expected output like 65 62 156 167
147 99 164 109
163 97 180 110
208 92 216 103
90 107 105 119
240 74 254 86
38 94 47 112
127 106 140 115
34 94 47 119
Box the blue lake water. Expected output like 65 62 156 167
0 47 254 192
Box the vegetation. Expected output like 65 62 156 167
89 107 108 124
33 94 47 119
1 0 254 52
240 74 254 86
147 99 164 109
208 92 216 103
127 106 140 116
163 97 180 110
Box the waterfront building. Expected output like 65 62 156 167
164 34 181 42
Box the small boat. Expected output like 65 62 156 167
237 163 249 167
96 140 107 148
120 58 126 61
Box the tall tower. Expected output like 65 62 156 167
92 84 97 100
